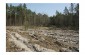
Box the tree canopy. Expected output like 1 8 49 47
6 3 79 30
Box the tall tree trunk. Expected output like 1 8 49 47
10 12 11 26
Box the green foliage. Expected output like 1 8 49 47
49 3 79 30
6 3 79 30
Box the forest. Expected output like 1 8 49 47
6 3 79 52
6 3 79 30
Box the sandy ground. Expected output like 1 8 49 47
6 26 79 52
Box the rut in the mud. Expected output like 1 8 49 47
6 26 79 52
7 30 56 52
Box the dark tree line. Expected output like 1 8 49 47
6 3 79 30
49 3 79 30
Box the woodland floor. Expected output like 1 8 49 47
6 26 79 52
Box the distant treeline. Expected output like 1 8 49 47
6 3 79 30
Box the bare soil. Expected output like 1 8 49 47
6 26 79 52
